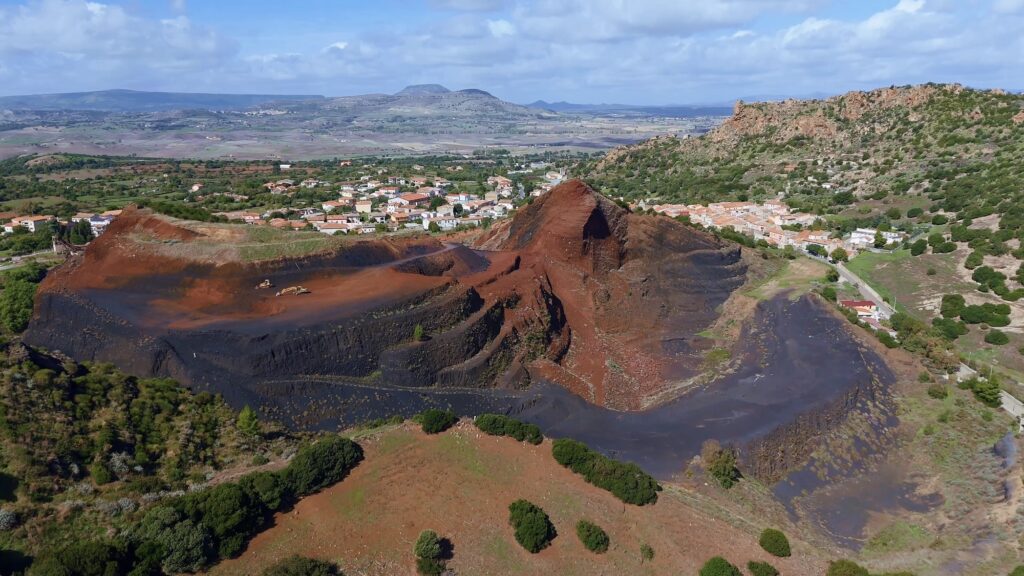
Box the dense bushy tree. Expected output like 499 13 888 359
284 436 364 496
575 520 609 553
701 440 740 489
747 560 780 576
826 559 870 576
758 528 791 557
551 438 659 505
474 414 543 445
508 499 556 553
419 409 457 434
699 556 742 576
262 555 340 576
0 278 37 333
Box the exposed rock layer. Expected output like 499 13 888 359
26 180 747 410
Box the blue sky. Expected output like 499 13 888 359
0 0 1022 104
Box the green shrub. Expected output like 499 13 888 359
699 556 742 576
926 384 948 400
508 499 556 553
551 438 659 505
640 543 654 562
474 414 543 445
910 239 928 256
820 286 837 302
758 528 791 557
181 482 264 559
827 559 870 576
0 279 37 333
747 560 780 576
985 329 1010 345
414 530 446 575
262 555 339 576
239 471 288 512
701 440 740 489
966 377 1002 407
420 409 457 434
284 435 364 496
29 541 126 576
1009 565 1024 576
932 317 968 340
575 520 609 553
414 530 442 560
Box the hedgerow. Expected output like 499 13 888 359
551 438 659 505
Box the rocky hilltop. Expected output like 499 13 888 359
25 180 747 411
585 83 1024 207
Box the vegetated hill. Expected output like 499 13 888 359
583 83 1024 215
25 181 747 412
309 84 555 124
0 89 325 112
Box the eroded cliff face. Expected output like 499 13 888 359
26 180 748 410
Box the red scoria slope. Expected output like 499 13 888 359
26 180 746 411
467 179 747 408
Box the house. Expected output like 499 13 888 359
355 200 374 214
396 193 430 207
279 164 292 171
423 217 458 231
4 215 55 234
487 175 512 188
849 228 905 248
321 200 350 213
840 300 878 318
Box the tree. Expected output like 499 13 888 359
427 221 441 233
237 405 260 438
969 377 1002 407
830 247 849 263
826 559 870 576
0 279 37 333
940 294 966 318
419 409 457 434
640 543 655 563
758 528 791 557
910 238 928 256
701 440 740 489
508 500 556 553
414 530 446 575
807 244 827 257
285 436 364 496
699 556 742 576
748 560 780 576
873 230 886 249
985 329 1009 345
575 520 609 553
262 555 339 576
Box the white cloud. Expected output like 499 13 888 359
487 19 516 37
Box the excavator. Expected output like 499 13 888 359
275 285 310 297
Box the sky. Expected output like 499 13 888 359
0 0 1022 104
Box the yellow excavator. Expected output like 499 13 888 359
275 285 310 297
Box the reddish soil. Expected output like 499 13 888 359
29 180 747 410
212 422 827 576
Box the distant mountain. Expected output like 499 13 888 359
527 100 731 118
0 89 325 112
394 84 451 96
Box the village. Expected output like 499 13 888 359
650 199 906 260
208 163 567 235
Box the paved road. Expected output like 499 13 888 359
0 250 56 271
835 262 897 318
